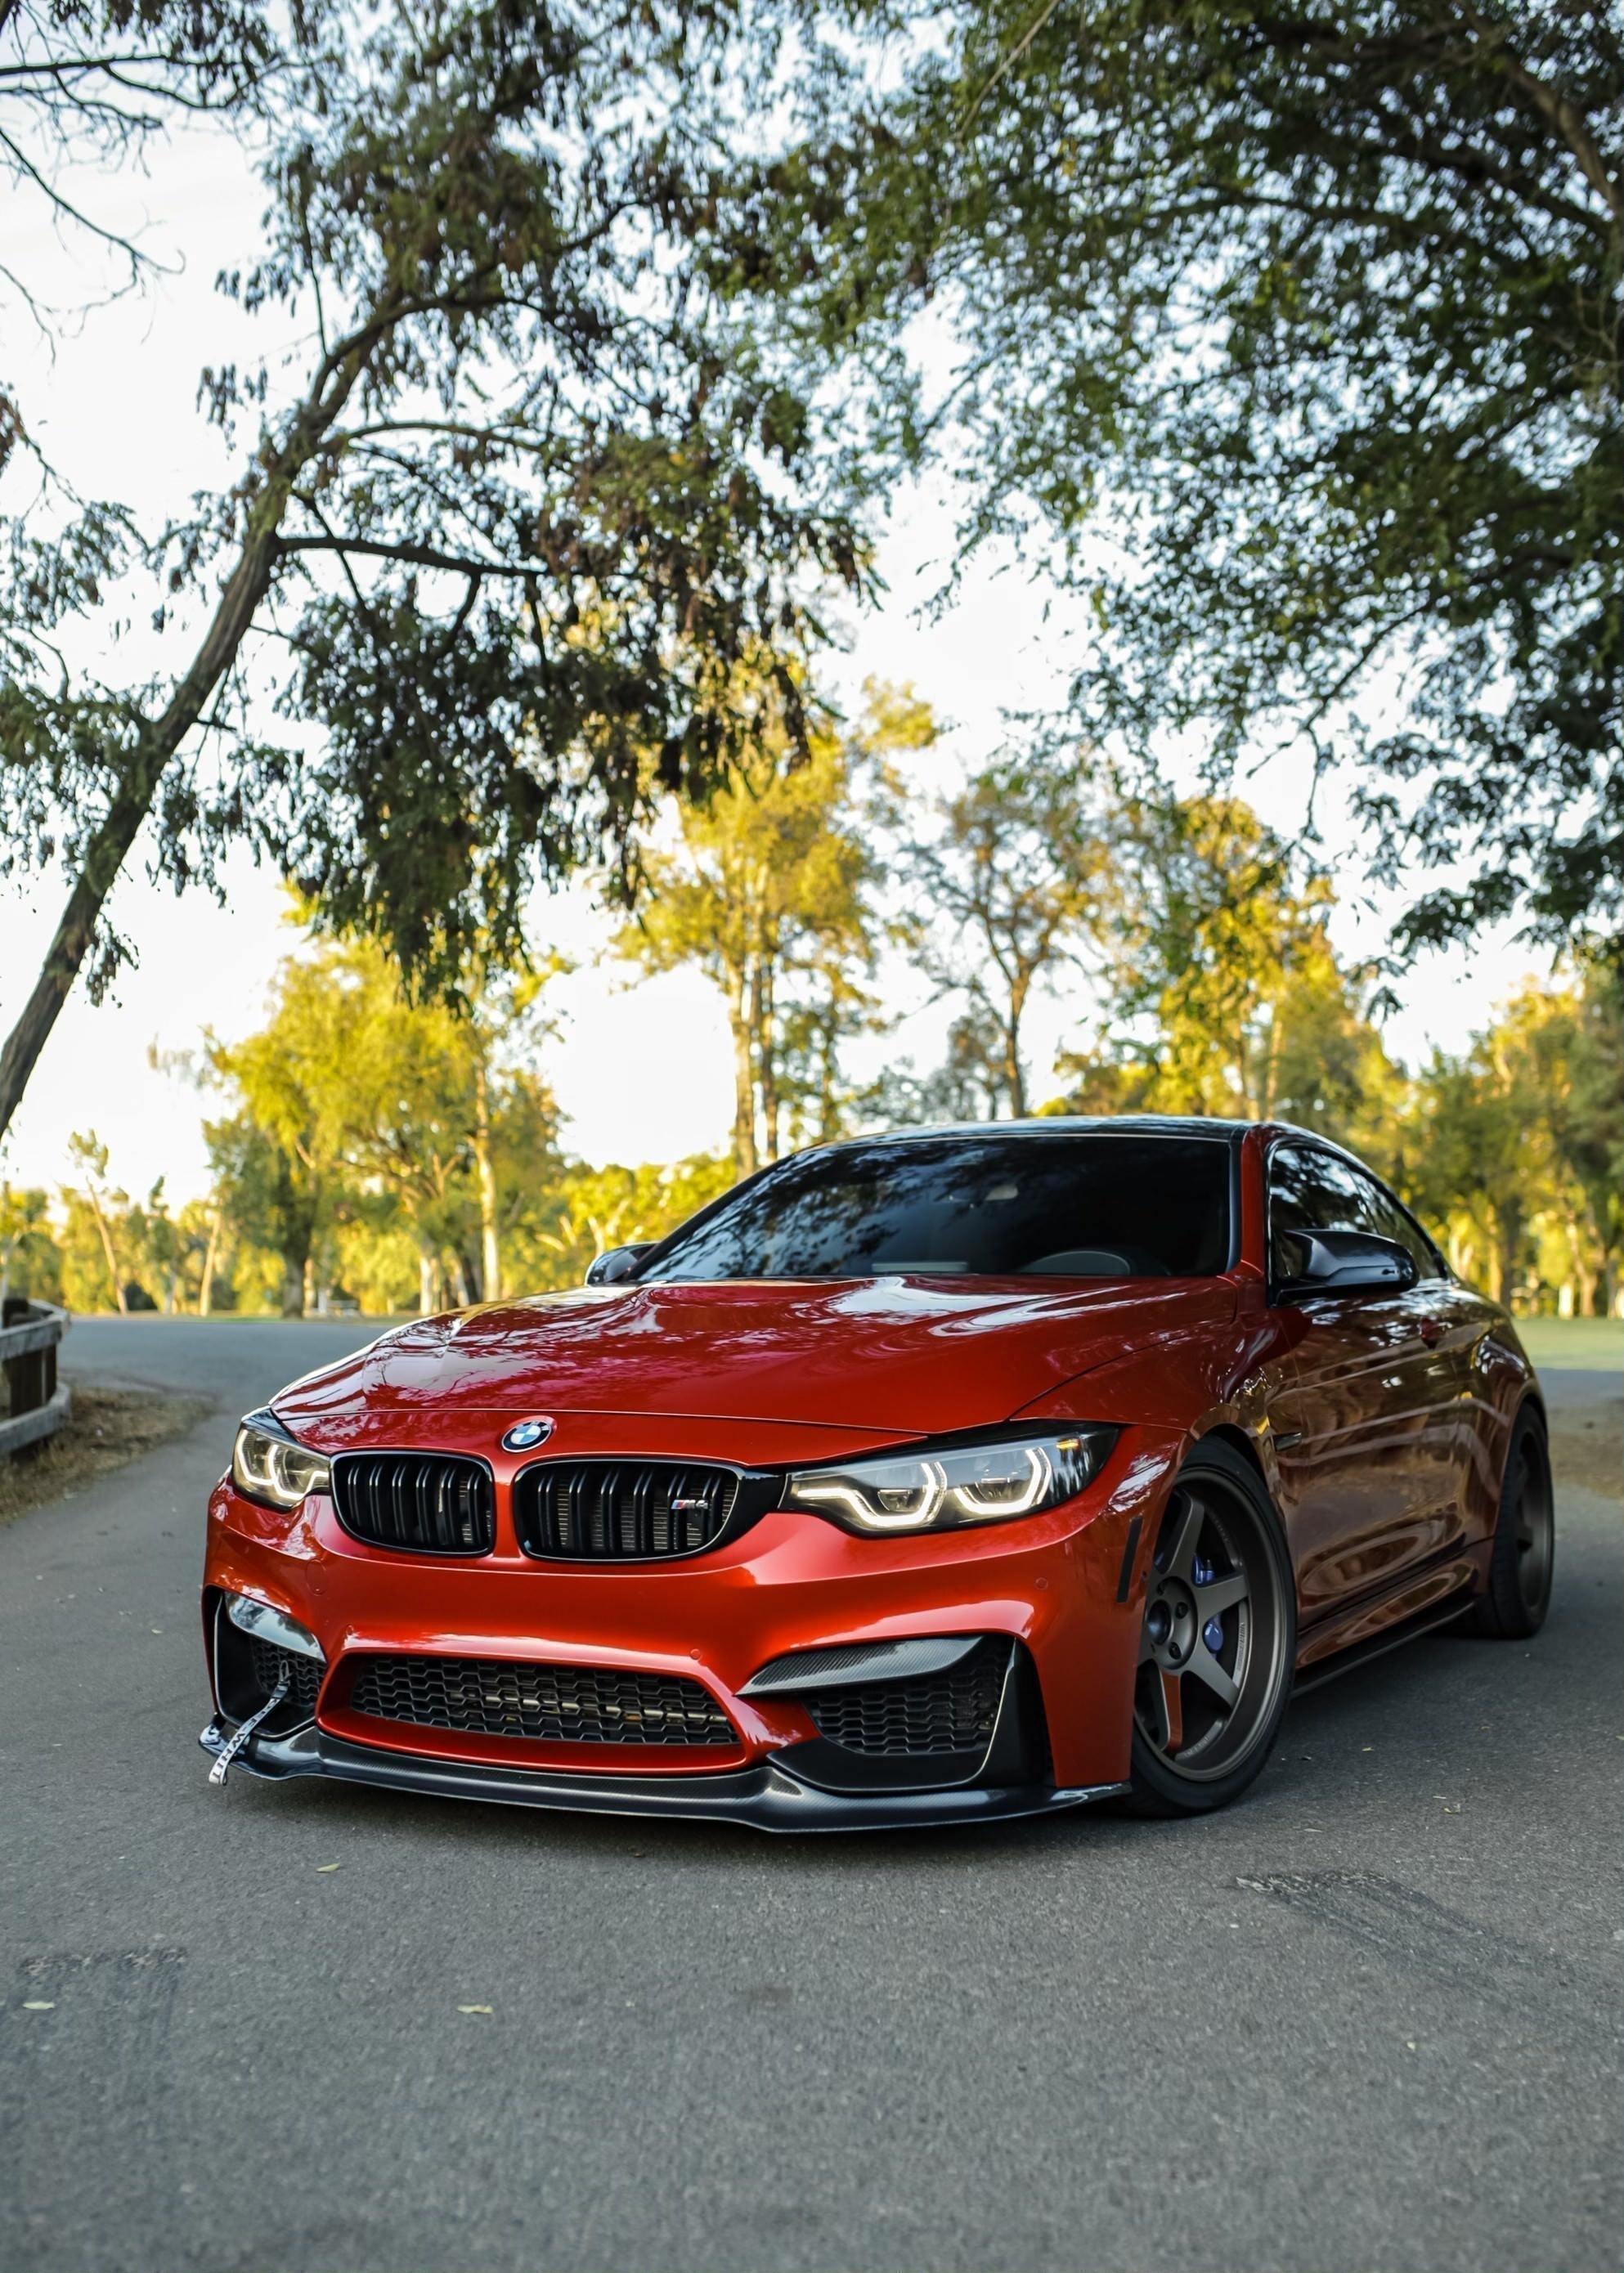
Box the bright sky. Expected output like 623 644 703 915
0 114 1550 1208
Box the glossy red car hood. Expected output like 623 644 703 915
275 1276 1235 1446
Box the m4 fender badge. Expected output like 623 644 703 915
500 1416 555 1452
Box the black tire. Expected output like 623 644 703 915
1469 1405 1554 1639
1120 1438 1296 1818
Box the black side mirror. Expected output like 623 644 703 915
1274 1230 1417 1303
585 1242 653 1288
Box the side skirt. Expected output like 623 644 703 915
1291 1590 1475 1696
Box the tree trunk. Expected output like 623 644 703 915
419 1246 436 1316
1003 968 1031 1119
757 955 781 1162
198 1207 222 1316
473 1055 500 1302
1492 1203 1524 1309
0 308 390 1143
86 1187 128 1315
1002 1014 1026 1119
729 976 757 1178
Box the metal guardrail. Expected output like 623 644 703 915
0 1299 70 1457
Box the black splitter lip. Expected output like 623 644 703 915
198 1718 1126 1833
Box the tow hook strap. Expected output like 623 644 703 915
208 1675 289 1788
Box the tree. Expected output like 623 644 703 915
1405 966 1624 1310
1044 795 1402 1164
0 1182 61 1306
1 0 288 419
1555 963 1624 1310
206 935 564 1312
63 1130 129 1312
517 1152 734 1288
617 672 915 1173
1402 1042 1545 1304
0 0 870 1141
754 0 1622 958
887 747 1113 1119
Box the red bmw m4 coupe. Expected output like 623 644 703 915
200 1118 1552 1828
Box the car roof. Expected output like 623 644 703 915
823 1114 1254 1149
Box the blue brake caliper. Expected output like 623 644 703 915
1192 1555 1224 1655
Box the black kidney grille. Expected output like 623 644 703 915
249 1636 323 1716
346 1655 735 1747
805 1642 1007 1758
514 1459 742 1560
331 1453 495 1554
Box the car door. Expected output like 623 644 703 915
1263 1142 1469 1623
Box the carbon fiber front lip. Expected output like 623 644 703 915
198 1719 1126 1832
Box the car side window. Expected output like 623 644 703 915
1343 1168 1446 1283
1268 1143 1358 1278
1268 1142 1443 1284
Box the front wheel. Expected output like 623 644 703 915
1122 1439 1296 1817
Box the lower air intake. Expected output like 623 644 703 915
330 1453 495 1555
804 1639 1008 1757
346 1655 735 1747
249 1636 323 1717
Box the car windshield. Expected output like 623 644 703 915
639 1132 1232 1282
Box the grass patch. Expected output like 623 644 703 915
1515 1316 1624 1372
0 1383 212 1528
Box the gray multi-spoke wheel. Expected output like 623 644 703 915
1471 1406 1554 1640
1124 1439 1295 1816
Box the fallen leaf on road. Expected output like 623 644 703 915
316 1863 342 1872
457 2004 494 2015
22 2001 54 2011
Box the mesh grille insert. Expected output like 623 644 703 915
331 1453 495 1555
346 1655 735 1747
248 1635 323 1716
805 1641 1008 1757
514 1459 742 1560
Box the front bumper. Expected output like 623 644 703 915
200 1423 1177 1831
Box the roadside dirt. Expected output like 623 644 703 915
1549 1394 1623 1504
0 1383 212 1528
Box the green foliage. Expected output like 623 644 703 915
751 0 1622 957
1091 794 1401 1153
1398 966 1624 1307
204 933 566 1311
511 1154 736 1291
0 0 873 1139
0 1184 61 1305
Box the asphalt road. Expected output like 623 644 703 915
2 1318 1620 2273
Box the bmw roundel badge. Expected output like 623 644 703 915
500 1416 554 1452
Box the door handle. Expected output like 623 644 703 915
1419 1316 1444 1347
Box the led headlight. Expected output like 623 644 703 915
784 1427 1115 1536
231 1408 330 1512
